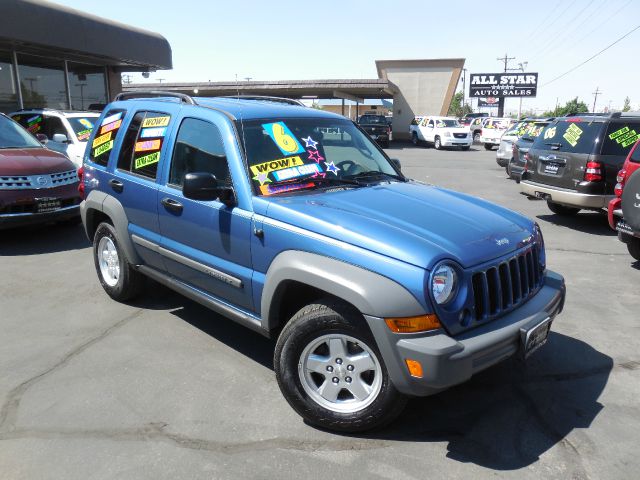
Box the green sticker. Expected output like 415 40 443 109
609 126 630 140
93 140 113 157
562 123 583 147
135 151 160 169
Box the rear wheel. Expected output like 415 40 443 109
473 131 481 143
434 136 442 150
484 143 493 150
547 200 580 216
461 146 470 151
506 159 513 178
93 222 144 301
627 237 640 261
274 300 407 432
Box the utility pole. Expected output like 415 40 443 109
497 53 515 117
461 68 467 111
517 61 528 119
592 87 602 113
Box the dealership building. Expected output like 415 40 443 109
0 0 172 113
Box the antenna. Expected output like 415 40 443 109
592 87 602 113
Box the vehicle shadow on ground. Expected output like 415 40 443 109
137 283 612 471
0 222 90 256
536 211 615 236
367 332 612 470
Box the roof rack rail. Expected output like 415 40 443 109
114 91 197 105
218 95 305 107
611 111 640 118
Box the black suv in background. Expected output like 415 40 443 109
357 114 391 148
520 112 640 215
508 118 554 180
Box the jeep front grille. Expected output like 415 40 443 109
471 245 543 321
0 169 78 190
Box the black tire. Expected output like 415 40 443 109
411 132 419 146
461 146 470 151
621 169 640 232
484 143 493 151
547 200 581 216
93 222 144 302
274 299 407 433
473 131 481 143
434 136 442 150
506 160 513 178
627 237 640 261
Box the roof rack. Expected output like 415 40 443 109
611 111 640 118
218 95 305 107
114 91 197 105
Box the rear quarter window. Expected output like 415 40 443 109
531 119 603 154
630 141 640 163
602 123 640 157
90 109 126 166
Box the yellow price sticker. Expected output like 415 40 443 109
262 122 304 155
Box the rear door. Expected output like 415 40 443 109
526 118 605 190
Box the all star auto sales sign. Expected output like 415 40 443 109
469 73 538 97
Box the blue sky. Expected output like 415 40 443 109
56 0 637 113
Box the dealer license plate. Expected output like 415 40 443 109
616 220 635 236
520 317 552 359
544 163 560 175
36 198 62 213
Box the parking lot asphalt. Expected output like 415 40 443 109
1 144 638 480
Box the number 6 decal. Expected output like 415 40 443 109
262 121 304 155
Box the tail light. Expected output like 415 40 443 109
584 161 603 182
523 152 530 172
77 166 85 199
615 169 627 197
386 126 391 134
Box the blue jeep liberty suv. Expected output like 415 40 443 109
80 92 566 432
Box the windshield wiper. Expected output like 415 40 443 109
346 170 406 182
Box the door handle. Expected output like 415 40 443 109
161 197 183 214
108 179 123 193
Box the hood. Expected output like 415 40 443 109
0 148 75 176
264 181 535 269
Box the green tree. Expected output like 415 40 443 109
623 96 631 112
447 91 472 117
543 97 589 117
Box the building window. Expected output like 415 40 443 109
68 62 107 110
17 54 67 109
0 51 18 113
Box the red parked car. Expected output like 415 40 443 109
0 113 81 229
608 139 640 261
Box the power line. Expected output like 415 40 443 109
516 1 564 47
542 22 640 86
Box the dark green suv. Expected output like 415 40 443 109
520 112 640 215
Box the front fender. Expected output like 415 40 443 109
262 250 426 330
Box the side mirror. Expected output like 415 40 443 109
35 133 48 144
52 133 68 143
182 172 235 206
390 158 401 171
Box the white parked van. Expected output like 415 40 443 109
409 116 472 150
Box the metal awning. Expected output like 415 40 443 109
0 0 172 70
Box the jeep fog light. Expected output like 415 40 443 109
431 263 458 305
405 359 424 378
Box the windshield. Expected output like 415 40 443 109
358 115 387 124
237 118 400 196
531 119 603 154
435 119 460 128
521 122 549 140
484 119 511 130
67 116 98 142
0 115 42 149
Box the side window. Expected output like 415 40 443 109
169 118 231 187
427 119 434 128
90 109 126 167
117 111 170 180
602 123 640 157
41 116 67 140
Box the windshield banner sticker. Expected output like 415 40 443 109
250 156 304 175
76 129 92 141
142 116 170 128
100 119 122 135
259 182 315 196
609 126 640 148
262 122 304 155
93 140 113 157
135 151 160 170
92 131 112 148
563 124 583 147
272 163 323 182
140 127 167 138
101 112 122 126
135 140 161 152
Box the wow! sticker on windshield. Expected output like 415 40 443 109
250 156 304 175
262 122 304 155
142 116 170 128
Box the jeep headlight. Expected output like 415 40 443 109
431 263 458 305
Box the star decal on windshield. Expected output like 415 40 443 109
324 161 340 176
307 149 324 163
302 136 318 149
253 172 271 186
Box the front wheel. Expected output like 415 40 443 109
627 237 640 261
506 159 513 178
274 300 407 432
484 143 493 150
547 200 580 216
461 146 470 151
434 136 442 150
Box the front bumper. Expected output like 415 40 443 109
365 270 565 396
0 204 80 229
481 136 500 145
441 136 472 147
520 180 612 209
